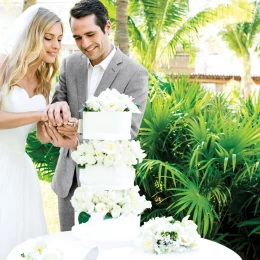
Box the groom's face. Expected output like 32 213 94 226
71 14 111 66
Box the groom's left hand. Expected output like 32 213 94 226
42 122 78 149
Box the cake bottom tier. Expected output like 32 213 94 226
72 214 140 248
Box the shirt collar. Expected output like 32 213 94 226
87 45 116 70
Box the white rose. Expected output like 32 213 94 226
101 141 118 154
110 191 124 203
103 154 115 167
70 197 82 212
85 201 95 214
95 152 104 163
111 205 122 218
142 237 155 253
95 203 109 214
92 194 100 204
77 142 89 153
86 96 101 111
71 151 81 164
121 203 132 214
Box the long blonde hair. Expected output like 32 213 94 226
8 8 62 98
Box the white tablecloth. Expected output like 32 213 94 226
8 231 242 260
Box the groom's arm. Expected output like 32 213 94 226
124 66 148 139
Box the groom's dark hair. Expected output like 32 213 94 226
70 0 109 34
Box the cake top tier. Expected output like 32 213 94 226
81 88 141 113
81 89 141 140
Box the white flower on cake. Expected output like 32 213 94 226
95 203 109 214
71 140 146 168
20 240 63 259
82 88 141 113
71 186 152 222
137 216 200 255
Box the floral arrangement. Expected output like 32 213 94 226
71 139 146 168
21 240 63 259
71 186 152 222
137 216 200 255
81 88 141 113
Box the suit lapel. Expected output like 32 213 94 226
94 48 123 97
76 54 88 117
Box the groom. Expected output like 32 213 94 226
42 0 148 231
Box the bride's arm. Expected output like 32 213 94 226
0 110 46 129
37 97 50 144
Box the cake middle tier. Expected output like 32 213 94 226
80 165 135 190
83 111 132 140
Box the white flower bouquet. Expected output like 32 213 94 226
71 139 146 168
81 88 141 113
137 216 200 255
71 186 152 222
21 240 63 259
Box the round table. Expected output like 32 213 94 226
8 231 242 260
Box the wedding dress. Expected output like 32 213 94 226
0 84 48 259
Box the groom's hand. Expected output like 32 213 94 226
42 122 78 149
44 101 71 127
56 118 79 137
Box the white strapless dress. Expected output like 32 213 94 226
0 85 48 259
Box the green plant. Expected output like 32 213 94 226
26 131 60 182
137 74 260 260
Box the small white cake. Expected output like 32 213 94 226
80 165 135 190
83 111 132 140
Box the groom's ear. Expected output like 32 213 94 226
105 20 111 36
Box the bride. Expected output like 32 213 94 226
0 5 63 259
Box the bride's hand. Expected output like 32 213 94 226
39 112 48 122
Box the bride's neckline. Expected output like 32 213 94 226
13 85 44 99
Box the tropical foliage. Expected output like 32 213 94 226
136 74 260 260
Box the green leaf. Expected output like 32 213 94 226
78 164 86 169
78 212 91 224
104 212 113 220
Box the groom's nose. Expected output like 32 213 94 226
81 37 91 49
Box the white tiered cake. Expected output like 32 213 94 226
71 89 151 248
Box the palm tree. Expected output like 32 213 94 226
219 1 260 99
115 0 130 55
126 0 251 72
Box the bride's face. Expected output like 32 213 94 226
41 22 63 64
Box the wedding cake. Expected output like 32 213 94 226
71 89 151 248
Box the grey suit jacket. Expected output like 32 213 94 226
51 48 148 198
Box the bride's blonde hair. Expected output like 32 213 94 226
8 8 62 98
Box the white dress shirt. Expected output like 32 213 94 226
87 45 116 99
